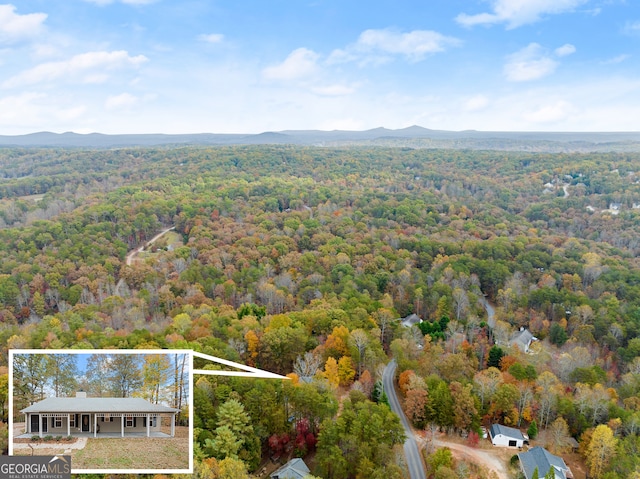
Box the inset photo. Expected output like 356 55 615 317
9 349 192 474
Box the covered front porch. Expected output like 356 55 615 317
23 412 176 438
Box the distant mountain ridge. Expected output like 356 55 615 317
2 127 640 152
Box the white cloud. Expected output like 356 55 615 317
56 105 86 121
4 50 148 87
262 48 319 81
358 29 460 59
464 94 490 112
105 92 139 110
504 43 558 82
32 43 60 59
523 100 574 123
0 4 47 44
623 21 640 35
602 54 630 65
555 43 576 57
456 0 588 29
311 84 356 96
328 28 461 64
0 92 45 123
199 33 224 44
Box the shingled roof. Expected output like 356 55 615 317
518 446 569 479
21 397 178 414
270 458 310 479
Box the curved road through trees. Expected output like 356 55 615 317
383 359 426 479
480 297 496 328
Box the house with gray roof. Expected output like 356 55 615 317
270 458 311 479
399 313 423 328
489 424 525 448
518 446 572 479
20 391 179 438
510 328 537 353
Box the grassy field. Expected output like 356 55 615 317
72 436 189 470
16 194 45 202
14 426 189 471
135 230 184 261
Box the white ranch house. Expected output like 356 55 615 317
20 392 179 438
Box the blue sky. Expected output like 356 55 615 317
2 0 639 134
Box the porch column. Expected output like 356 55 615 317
26 414 29 434
171 414 175 437
39 415 43 438
121 414 124 437
67 414 70 437
94 414 97 438
146 413 150 437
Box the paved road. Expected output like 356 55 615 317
383 360 426 479
480 297 496 328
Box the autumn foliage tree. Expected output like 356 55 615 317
585 424 617 479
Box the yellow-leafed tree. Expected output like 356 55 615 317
586 424 617 478
323 357 340 388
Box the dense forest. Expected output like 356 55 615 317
1 145 640 478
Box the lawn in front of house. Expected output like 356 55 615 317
72 435 189 470
13 426 189 471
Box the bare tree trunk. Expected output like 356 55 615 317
178 354 186 422
173 354 179 409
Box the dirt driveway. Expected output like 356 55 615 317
417 430 511 479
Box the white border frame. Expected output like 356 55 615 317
9 349 194 475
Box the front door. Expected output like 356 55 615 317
30 415 39 432
81 414 90 432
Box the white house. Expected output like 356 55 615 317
20 392 179 438
510 328 537 353
489 424 525 448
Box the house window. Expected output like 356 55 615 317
143 416 156 427
55 417 62 428
70 416 75 427
126 416 134 427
